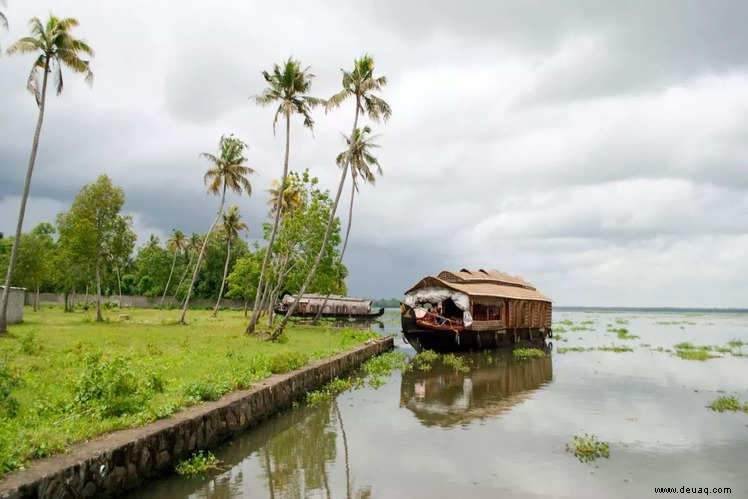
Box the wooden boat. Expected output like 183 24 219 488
401 268 552 351
274 293 385 319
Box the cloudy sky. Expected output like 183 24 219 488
1 1 747 307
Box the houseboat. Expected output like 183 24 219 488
275 293 385 319
401 268 552 351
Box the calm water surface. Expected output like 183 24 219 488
133 309 748 498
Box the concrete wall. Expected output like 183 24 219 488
25 292 244 310
0 287 25 324
0 336 393 499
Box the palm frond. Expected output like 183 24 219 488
0 11 8 31
6 37 43 54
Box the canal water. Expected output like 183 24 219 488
133 309 748 498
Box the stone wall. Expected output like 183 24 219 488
25 292 244 310
0 287 25 324
0 336 393 499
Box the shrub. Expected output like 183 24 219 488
19 330 41 355
566 433 610 463
74 353 149 417
182 379 229 404
267 351 308 374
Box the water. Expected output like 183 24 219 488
133 309 748 498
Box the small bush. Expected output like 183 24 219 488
707 395 748 413
267 351 309 374
513 348 546 360
175 450 220 478
146 372 166 393
74 353 148 417
19 331 41 355
566 433 610 463
182 379 229 403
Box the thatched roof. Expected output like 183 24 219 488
405 269 551 302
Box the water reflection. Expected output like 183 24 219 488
400 350 553 427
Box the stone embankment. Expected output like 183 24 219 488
0 336 393 498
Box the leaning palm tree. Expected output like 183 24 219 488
212 205 247 317
246 57 323 334
313 127 382 322
174 232 202 296
179 134 253 324
160 229 188 306
0 15 93 332
271 55 389 338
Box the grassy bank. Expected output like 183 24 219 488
0 305 378 476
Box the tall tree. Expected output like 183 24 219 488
179 134 253 324
271 55 390 338
174 232 201 297
313 126 381 321
212 205 247 316
160 229 188 306
246 57 323 335
56 175 134 322
1 15 93 332
14 223 55 311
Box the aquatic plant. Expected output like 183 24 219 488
305 377 354 406
728 339 745 349
597 345 633 353
566 433 610 463
675 349 716 361
556 346 590 354
442 353 470 373
558 319 574 326
513 348 546 360
175 451 221 477
609 328 638 340
408 350 440 372
707 395 748 413
614 318 628 325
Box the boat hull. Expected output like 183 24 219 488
401 303 550 352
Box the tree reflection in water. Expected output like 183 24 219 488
400 349 553 427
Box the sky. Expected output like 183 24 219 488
1 1 747 307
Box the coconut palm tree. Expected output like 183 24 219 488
174 232 202 296
246 57 323 334
0 2 8 38
313 127 382 322
271 55 389 338
0 15 93 332
212 205 247 316
267 178 302 216
179 134 253 324
160 229 188 306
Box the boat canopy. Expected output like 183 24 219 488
404 286 470 311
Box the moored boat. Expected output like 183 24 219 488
275 293 385 319
401 268 552 351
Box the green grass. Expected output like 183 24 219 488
0 305 379 477
513 348 547 360
707 395 748 413
566 433 610 463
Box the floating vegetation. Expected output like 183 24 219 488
580 320 595 325
707 395 748 413
557 346 590 354
614 318 629 325
566 433 610 463
675 349 717 361
558 319 574 326
513 348 546 360
175 451 221 478
553 326 567 334
728 339 745 349
441 353 470 373
362 351 408 387
407 350 440 372
570 325 595 331
656 320 696 326
608 327 639 340
597 345 633 353
305 377 354 405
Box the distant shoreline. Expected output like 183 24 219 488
554 306 748 314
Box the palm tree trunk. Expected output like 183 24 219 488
179 185 226 324
212 235 232 317
247 110 291 335
314 181 356 322
0 62 49 333
95 260 103 322
271 105 361 339
160 252 178 306
175 251 193 298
